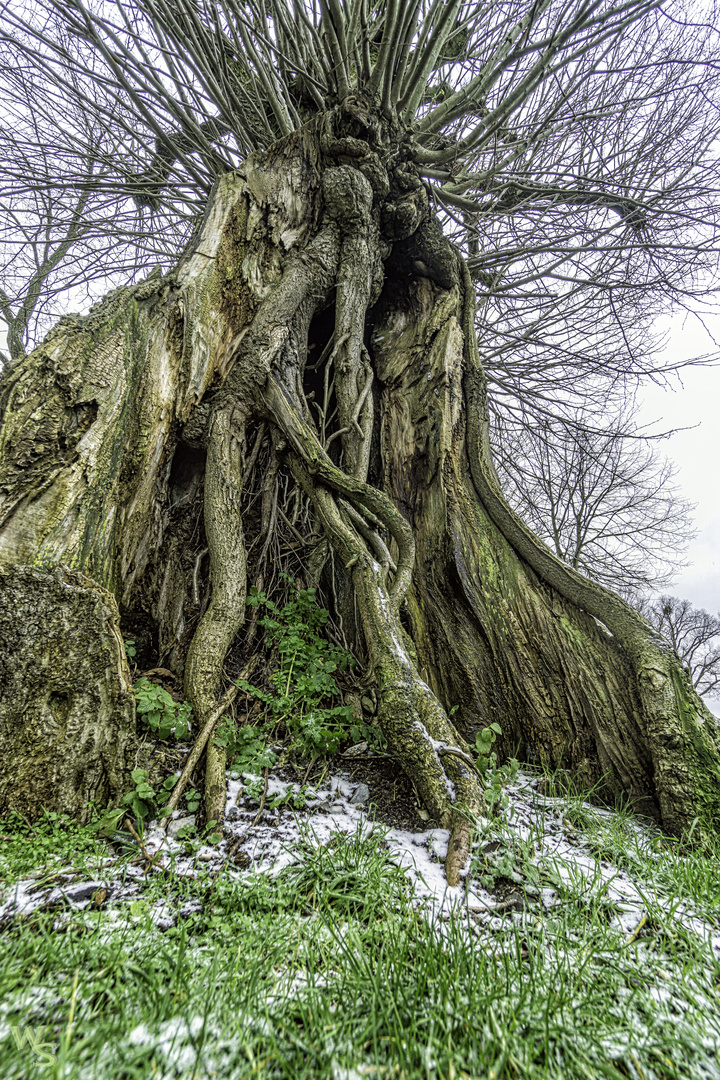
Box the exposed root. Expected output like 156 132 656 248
204 740 227 829
184 405 247 826
321 164 379 481
446 819 473 888
458 254 720 832
436 743 482 777
265 374 415 608
284 445 483 881
175 170 487 874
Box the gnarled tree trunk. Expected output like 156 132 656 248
1 108 718 873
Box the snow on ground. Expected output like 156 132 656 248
3 766 719 1080
1 767 719 956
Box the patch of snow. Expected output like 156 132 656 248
127 1016 208 1073
4 764 720 968
166 815 196 838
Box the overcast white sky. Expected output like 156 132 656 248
639 311 720 615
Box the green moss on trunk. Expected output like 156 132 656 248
0 566 135 820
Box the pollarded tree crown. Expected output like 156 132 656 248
2 0 720 881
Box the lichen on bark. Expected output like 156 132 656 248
0 565 135 820
1 103 720 875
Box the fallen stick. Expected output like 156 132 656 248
161 684 240 824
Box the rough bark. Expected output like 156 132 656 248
1 108 719 868
183 404 247 825
0 565 134 820
375 275 657 815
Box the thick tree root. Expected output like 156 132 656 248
446 820 474 888
184 405 247 826
322 164 379 480
284 438 483 882
458 256 720 833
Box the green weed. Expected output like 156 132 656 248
217 578 361 773
120 769 179 824
134 678 192 740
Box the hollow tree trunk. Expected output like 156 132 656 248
1 109 718 868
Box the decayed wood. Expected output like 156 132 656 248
1 114 719 874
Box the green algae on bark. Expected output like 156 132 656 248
1 115 719 874
0 565 134 820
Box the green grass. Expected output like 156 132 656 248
1 789 719 1079
0 810 111 883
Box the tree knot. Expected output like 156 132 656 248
322 166 374 232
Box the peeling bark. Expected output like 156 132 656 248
1 108 719 871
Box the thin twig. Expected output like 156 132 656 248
250 768 270 826
161 682 241 824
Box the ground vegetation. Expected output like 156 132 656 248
1 0 720 881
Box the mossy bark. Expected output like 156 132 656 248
1 110 718 863
0 565 134 820
374 277 657 812
183 404 247 825
0 173 257 820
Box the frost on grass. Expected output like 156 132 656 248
2 766 720 1079
3 767 719 952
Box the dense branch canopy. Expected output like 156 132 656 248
1 0 719 389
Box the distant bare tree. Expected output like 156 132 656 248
495 407 696 596
641 596 720 698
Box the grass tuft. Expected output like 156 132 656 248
1 772 719 1079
